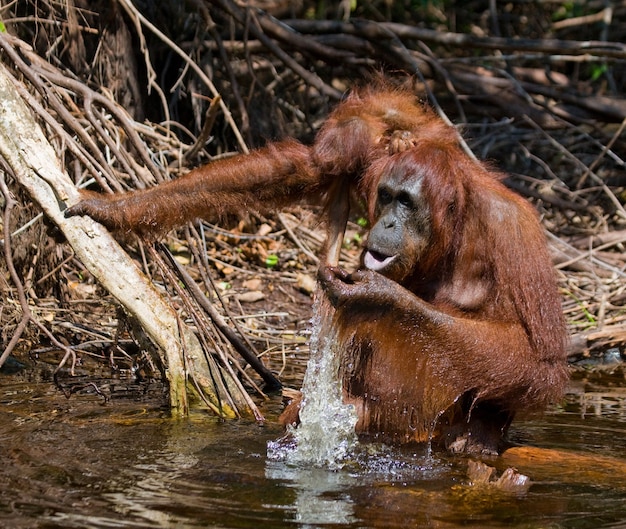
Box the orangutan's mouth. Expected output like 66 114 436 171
363 250 397 272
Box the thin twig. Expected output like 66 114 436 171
0 172 76 374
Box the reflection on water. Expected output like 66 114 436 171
266 444 447 528
266 463 357 526
567 374 626 420
1 368 626 528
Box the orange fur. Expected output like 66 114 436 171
67 85 568 453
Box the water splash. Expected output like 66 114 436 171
268 293 358 469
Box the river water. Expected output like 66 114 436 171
2 364 626 529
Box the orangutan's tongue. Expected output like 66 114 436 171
364 250 396 272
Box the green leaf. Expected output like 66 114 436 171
590 63 607 82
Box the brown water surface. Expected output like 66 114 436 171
1 366 626 528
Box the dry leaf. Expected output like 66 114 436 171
237 291 265 303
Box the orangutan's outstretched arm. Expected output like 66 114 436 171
66 139 321 237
